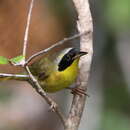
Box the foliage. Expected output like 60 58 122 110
0 56 9 64
0 55 25 65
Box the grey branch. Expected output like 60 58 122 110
65 0 93 130
22 0 34 59
0 73 29 81
25 32 89 65
25 66 66 126
21 0 67 126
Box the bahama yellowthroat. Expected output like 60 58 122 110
1 48 87 94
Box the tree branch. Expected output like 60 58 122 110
65 0 93 130
0 73 29 81
22 0 34 60
21 0 67 126
24 66 66 126
25 31 89 65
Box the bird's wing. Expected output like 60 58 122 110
29 54 57 80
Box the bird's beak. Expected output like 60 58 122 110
73 51 88 60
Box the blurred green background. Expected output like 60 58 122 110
0 0 130 130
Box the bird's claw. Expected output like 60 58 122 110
49 101 58 112
71 88 89 97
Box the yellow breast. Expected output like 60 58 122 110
39 59 79 93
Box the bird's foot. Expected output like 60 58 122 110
49 101 58 112
71 88 89 97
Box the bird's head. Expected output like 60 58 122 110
58 48 87 71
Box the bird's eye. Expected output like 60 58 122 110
66 55 71 61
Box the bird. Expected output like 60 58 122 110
1 48 87 95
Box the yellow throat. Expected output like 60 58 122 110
39 58 79 93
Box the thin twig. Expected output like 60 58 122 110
25 31 89 65
0 73 29 81
22 0 34 59
25 66 66 126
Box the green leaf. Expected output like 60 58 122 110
0 56 9 64
10 55 25 64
